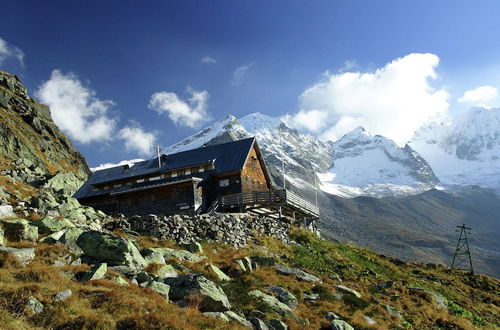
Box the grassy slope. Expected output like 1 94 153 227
0 226 498 330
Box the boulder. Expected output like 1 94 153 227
53 289 72 302
165 273 231 312
180 241 203 253
267 319 288 330
224 311 253 328
385 304 402 318
1 219 38 242
0 246 35 265
76 231 147 269
43 172 84 196
39 230 66 244
266 286 298 309
0 227 4 246
207 264 231 282
59 227 84 254
0 205 15 219
111 276 129 286
248 290 298 321
275 265 321 282
334 285 361 298
249 317 269 330
80 263 107 281
325 312 340 321
150 264 178 279
204 312 230 322
143 247 205 263
235 257 254 272
32 217 74 234
141 249 166 266
141 280 170 300
26 296 43 314
331 320 354 330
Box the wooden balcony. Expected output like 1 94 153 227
219 189 319 219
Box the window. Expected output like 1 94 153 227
185 168 191 175
219 179 229 187
137 179 145 183
199 167 204 173
149 176 161 181
172 172 178 178
113 184 122 188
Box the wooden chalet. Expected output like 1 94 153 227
74 138 319 220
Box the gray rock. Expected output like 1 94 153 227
152 264 178 279
53 289 72 302
143 247 205 263
77 231 146 269
59 227 84 254
165 273 231 312
80 263 107 281
224 311 253 328
328 274 342 282
235 257 254 272
0 205 15 219
207 264 231 282
266 286 298 309
136 271 155 284
303 293 320 301
1 219 38 242
32 217 74 234
275 265 321 282
385 304 402 318
325 312 340 321
334 285 361 298
111 276 129 286
204 312 230 322
26 296 43 314
363 315 376 325
407 286 447 310
331 319 354 330
141 280 170 300
267 318 288 330
248 290 298 321
0 227 4 246
249 317 269 330
141 249 166 266
0 246 35 265
180 241 203 253
39 229 66 244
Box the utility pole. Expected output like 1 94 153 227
157 146 161 167
451 224 474 274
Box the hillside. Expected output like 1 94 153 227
0 71 498 329
164 113 500 278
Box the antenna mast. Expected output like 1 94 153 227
451 224 474 274
280 129 286 189
157 146 161 167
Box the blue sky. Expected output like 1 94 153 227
1 1 500 167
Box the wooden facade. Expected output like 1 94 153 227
75 137 319 220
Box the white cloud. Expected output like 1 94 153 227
201 56 216 64
287 53 449 145
91 159 145 172
118 122 158 156
232 63 254 86
149 87 209 128
338 59 359 73
36 70 117 144
458 85 498 108
0 37 24 66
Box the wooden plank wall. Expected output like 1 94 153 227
241 146 269 192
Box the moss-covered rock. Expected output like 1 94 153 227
0 219 38 242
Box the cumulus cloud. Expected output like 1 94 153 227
287 53 449 145
232 63 254 86
458 86 498 108
118 122 158 156
36 70 117 143
149 87 209 128
0 37 24 66
201 56 216 64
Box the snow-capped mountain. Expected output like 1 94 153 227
410 107 500 192
318 127 438 197
166 113 437 198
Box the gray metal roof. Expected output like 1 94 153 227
74 137 257 199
